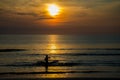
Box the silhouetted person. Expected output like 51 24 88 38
44 55 49 72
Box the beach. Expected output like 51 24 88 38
0 78 120 80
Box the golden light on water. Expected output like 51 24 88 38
50 44 57 54
47 4 60 17
49 35 58 54
51 44 57 50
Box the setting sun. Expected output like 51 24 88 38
47 4 60 16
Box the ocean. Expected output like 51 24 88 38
0 35 120 79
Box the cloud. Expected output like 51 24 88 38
0 0 57 20
0 0 120 34
15 12 38 17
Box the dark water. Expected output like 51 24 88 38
0 35 120 79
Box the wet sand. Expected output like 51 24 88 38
0 78 120 80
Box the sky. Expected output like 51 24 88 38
0 0 120 34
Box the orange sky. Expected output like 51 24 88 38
0 0 120 34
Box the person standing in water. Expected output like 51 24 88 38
44 55 49 72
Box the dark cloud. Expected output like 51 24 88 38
37 16 54 20
0 8 13 14
0 8 53 20
15 12 38 17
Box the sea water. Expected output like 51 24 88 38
0 35 120 79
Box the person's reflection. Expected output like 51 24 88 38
44 55 50 72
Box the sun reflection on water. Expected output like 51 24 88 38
50 44 57 54
51 44 57 50
34 35 69 78
49 35 58 54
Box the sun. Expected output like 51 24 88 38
47 4 60 17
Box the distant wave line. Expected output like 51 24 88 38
33 48 120 50
0 53 120 56
0 49 27 52
0 48 120 52
62 53 120 56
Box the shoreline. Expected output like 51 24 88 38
0 78 120 80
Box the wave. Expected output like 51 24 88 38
5 62 80 67
0 49 27 52
0 48 120 52
34 48 120 50
3 61 120 67
62 53 120 56
0 70 120 75
0 52 119 57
